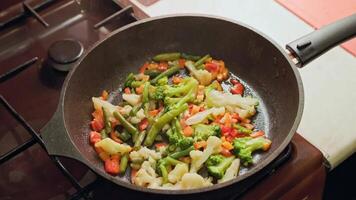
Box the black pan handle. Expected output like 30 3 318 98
286 13 356 67
41 107 87 164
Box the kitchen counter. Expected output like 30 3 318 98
125 0 356 169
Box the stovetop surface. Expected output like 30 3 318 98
0 1 324 199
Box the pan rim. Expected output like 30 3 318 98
60 13 304 195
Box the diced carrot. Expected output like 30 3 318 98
180 118 187 128
224 113 232 128
250 130 265 138
190 105 200 115
262 140 272 151
147 63 158 70
222 141 234 151
178 59 185 68
158 62 168 71
110 131 123 143
101 90 109 100
241 118 251 124
124 87 131 94
221 136 226 142
179 156 191 164
135 85 144 94
139 62 149 73
172 76 183 84
89 131 102 144
92 109 104 121
110 119 119 128
149 109 159 117
194 141 207 149
131 169 138 183
183 126 194 137
95 147 110 161
105 158 120 175
231 113 240 120
90 119 104 132
155 142 167 149
241 123 254 130
221 148 233 157
139 118 149 131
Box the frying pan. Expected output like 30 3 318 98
41 13 356 197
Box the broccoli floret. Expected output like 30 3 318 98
206 155 235 179
151 86 166 100
233 137 272 166
193 124 221 141
165 119 194 150
177 137 194 150
205 154 224 166
124 73 135 88
157 76 168 86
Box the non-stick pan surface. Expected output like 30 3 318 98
41 14 355 195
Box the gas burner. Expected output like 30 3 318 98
47 39 84 72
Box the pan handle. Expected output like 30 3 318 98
41 107 87 164
286 13 356 67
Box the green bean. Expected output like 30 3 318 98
181 53 201 61
102 107 112 134
130 104 141 116
142 82 150 103
134 131 146 149
124 73 135 87
168 144 176 152
150 65 180 84
152 52 181 62
119 153 129 174
113 111 138 141
117 130 131 141
196 64 205 70
144 103 188 146
100 129 108 139
131 81 145 88
194 54 210 68
170 146 194 159
144 69 161 78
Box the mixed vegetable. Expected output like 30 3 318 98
88 52 272 189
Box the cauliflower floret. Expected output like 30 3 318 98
122 93 141 106
136 108 145 120
129 116 142 124
119 105 132 116
180 173 213 189
168 163 189 184
129 147 162 164
190 136 222 172
185 60 213 86
205 90 259 119
133 161 162 188
94 138 131 155
218 158 240 183
92 97 119 119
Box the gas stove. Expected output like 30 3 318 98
0 1 327 199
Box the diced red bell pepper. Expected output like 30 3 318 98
221 125 232 135
90 119 104 132
124 87 131 94
155 142 168 149
89 131 102 144
139 118 149 131
250 130 265 138
205 62 219 72
230 79 239 85
104 157 120 175
230 83 244 95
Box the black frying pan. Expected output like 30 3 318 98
41 13 356 197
